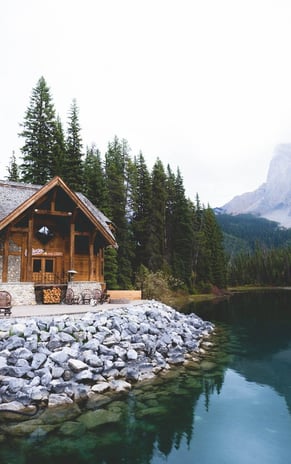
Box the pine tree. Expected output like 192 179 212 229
148 158 167 272
169 169 194 289
6 151 20 181
105 136 133 288
63 99 83 191
165 165 176 267
83 144 107 211
19 76 57 184
50 115 66 178
104 247 119 289
198 207 226 288
130 152 152 274
192 194 205 286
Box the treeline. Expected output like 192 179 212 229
7 76 227 292
216 213 291 254
217 214 291 286
227 246 291 286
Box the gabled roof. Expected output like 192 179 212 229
0 176 117 247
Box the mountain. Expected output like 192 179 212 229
215 213 291 256
221 144 291 228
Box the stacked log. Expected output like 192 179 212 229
43 287 61 304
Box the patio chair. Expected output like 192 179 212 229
0 290 12 316
64 288 79 304
92 288 110 305
81 289 92 305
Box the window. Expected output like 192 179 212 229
33 259 41 272
45 259 53 273
33 258 54 273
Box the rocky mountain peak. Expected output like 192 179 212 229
221 144 291 228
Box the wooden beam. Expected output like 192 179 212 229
89 235 94 280
69 221 75 271
74 231 90 236
33 209 73 217
2 229 9 282
27 217 33 281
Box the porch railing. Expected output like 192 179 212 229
33 272 67 285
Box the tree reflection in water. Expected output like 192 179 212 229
0 327 230 464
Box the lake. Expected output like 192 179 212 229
1 289 291 464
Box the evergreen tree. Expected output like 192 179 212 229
83 144 107 211
104 247 119 289
165 165 176 267
6 151 20 181
105 136 133 288
169 169 194 289
19 76 57 184
202 206 227 288
148 158 167 272
63 99 83 191
50 115 66 178
192 194 205 286
130 152 152 274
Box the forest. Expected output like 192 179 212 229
6 76 227 295
13 76 291 292
216 213 291 287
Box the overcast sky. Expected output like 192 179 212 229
2 0 291 207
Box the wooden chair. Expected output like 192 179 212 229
64 288 79 304
100 289 110 304
0 290 12 316
81 289 92 305
92 288 110 305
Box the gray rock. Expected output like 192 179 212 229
127 348 138 360
68 358 88 372
0 300 214 411
49 350 69 365
31 352 47 369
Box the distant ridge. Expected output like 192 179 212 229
220 144 291 228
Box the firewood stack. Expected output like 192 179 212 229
43 287 62 304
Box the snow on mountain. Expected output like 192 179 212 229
221 144 291 228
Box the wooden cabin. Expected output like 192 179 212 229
0 176 117 304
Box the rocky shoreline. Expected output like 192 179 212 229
0 300 214 418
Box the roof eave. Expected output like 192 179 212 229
0 177 117 247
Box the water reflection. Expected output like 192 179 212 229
0 328 230 464
2 290 291 463
191 290 291 414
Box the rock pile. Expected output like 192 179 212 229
0 301 214 414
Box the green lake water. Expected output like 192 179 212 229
1 289 291 464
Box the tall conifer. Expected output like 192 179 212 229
170 169 194 288
6 151 20 181
148 158 167 271
83 144 107 211
130 152 152 273
105 136 133 288
63 99 83 191
19 76 57 184
50 115 66 178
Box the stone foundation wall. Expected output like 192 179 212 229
0 282 143 306
68 281 102 297
0 283 36 306
8 256 21 282
0 253 21 283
